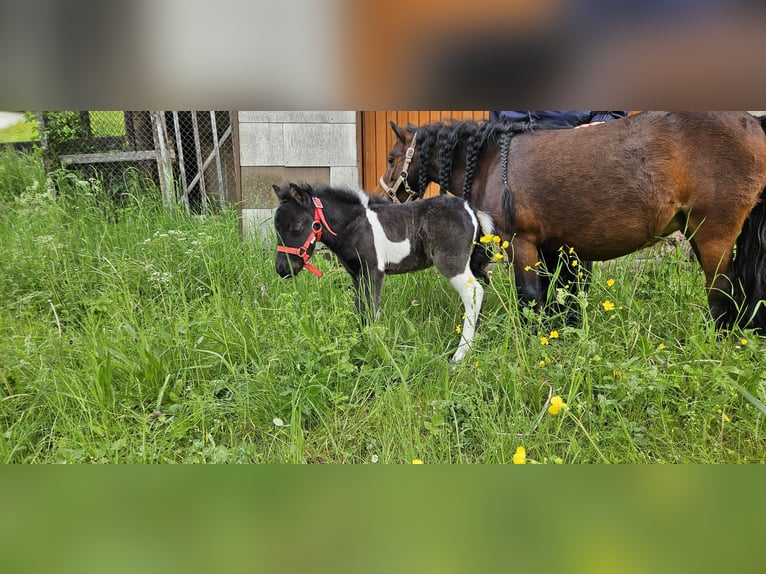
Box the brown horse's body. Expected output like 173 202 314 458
381 112 766 330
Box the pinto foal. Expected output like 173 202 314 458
272 182 493 361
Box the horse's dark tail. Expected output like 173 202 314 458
724 114 766 331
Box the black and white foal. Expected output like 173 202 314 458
272 182 493 362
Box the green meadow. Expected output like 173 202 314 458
1 149 764 463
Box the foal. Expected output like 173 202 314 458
272 182 494 361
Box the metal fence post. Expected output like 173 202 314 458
150 111 175 211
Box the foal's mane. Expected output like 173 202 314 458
407 119 535 200
305 183 386 208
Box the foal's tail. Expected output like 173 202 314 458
470 209 495 282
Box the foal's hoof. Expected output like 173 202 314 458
450 350 468 363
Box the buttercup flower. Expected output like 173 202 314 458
412 459 424 464
741 338 748 346
492 253 504 261
606 278 615 287
512 446 527 465
501 240 509 249
455 325 461 334
540 337 549 346
602 300 615 311
657 343 666 350
549 330 559 339
479 234 494 243
548 395 568 415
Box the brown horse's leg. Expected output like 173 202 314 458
512 238 545 312
538 248 592 325
688 234 736 328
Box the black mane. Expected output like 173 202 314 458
295 183 385 206
406 119 536 199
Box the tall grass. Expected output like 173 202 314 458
1 156 765 463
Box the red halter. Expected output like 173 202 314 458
276 197 337 277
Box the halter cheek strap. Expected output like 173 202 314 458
276 197 337 277
379 132 419 203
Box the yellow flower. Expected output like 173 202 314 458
606 278 615 287
412 459 424 464
539 360 546 367
540 337 549 346
512 446 526 465
493 235 501 244
501 240 509 249
548 395 568 415
492 253 504 261
524 265 532 272
568 247 575 254
479 234 494 243
534 261 542 267
658 343 666 350
455 325 461 334
571 260 578 267
602 300 615 311
723 413 731 423
474 361 480 368
740 338 748 346
549 330 559 339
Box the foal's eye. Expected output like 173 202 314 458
387 156 394 166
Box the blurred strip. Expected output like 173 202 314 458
1 1 765 118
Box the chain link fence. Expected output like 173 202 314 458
38 111 236 212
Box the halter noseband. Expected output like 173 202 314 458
379 132 419 203
276 197 337 277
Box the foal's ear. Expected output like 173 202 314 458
288 182 312 205
273 183 293 202
390 121 409 144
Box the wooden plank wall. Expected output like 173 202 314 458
358 111 488 194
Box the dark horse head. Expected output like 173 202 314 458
272 182 325 278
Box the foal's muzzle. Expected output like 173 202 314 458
276 251 303 277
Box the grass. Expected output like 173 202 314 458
1 154 765 463
0 115 36 142
88 111 126 137
0 111 125 144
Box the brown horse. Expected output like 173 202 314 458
379 111 766 331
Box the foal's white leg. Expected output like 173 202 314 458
448 269 484 362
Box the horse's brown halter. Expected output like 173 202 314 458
276 197 337 277
379 132 418 203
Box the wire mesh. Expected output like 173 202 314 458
38 111 236 212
